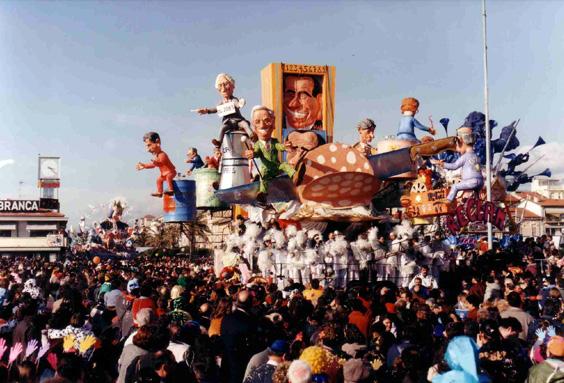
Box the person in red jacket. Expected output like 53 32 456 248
136 132 177 197
131 284 156 327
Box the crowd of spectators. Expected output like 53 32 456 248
0 224 562 382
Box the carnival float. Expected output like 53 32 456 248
131 62 550 281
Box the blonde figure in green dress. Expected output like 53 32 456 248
244 106 295 201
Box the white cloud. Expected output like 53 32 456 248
524 142 564 179
0 159 15 169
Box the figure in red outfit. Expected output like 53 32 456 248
204 147 222 170
136 132 177 198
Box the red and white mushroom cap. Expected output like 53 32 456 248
298 143 380 208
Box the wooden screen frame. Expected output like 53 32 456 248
260 63 336 143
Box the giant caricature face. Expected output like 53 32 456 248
358 128 375 145
253 109 275 142
217 76 234 99
144 139 161 154
283 75 322 130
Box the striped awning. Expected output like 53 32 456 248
27 224 58 231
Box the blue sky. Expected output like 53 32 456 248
1 0 563 226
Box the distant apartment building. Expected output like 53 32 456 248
532 177 564 199
511 178 564 237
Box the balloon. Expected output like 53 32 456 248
92 256 101 265
440 118 449 135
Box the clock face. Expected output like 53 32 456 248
39 158 60 179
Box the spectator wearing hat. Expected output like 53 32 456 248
244 340 288 383
244 345 271 382
431 336 489 383
103 277 125 315
527 335 564 383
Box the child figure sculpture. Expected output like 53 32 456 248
397 97 436 141
432 127 484 202
136 132 177 198
243 105 295 201
195 73 255 148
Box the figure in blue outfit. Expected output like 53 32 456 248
397 97 436 141
432 127 484 202
185 147 204 175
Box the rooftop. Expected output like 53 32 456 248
513 207 542 219
538 199 564 207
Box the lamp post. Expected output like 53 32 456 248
482 0 493 250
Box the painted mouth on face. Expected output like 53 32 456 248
287 110 308 120
257 127 272 137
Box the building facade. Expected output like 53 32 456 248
532 177 564 200
0 202 68 256
512 190 564 237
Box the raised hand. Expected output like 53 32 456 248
371 358 383 371
79 335 97 355
535 328 547 342
548 325 557 338
0 338 7 361
25 339 39 359
8 342 23 365
243 149 254 160
37 342 50 360
63 334 76 353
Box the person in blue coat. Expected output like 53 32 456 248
397 97 436 141
432 336 491 383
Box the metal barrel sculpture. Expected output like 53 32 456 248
163 179 196 222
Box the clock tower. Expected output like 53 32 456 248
38 156 61 211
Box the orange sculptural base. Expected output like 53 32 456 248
406 187 453 218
